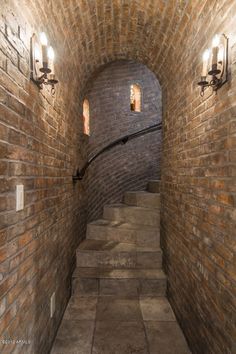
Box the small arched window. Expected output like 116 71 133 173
130 84 141 112
83 99 90 136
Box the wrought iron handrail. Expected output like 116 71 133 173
72 122 162 181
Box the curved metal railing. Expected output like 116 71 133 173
72 122 162 181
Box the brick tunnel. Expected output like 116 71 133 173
0 1 236 353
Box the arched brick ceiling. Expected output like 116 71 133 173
17 0 197 90
13 0 230 98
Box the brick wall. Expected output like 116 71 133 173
1 1 236 354
160 2 236 354
0 2 87 353
85 60 162 221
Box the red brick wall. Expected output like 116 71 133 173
0 3 87 353
1 1 236 354
160 3 236 354
85 60 162 221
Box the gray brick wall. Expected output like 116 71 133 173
85 60 162 221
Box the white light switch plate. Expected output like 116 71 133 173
16 185 24 211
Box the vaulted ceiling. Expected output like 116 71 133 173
16 0 216 91
8 0 232 100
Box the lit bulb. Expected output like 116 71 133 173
202 49 210 62
218 47 224 62
40 32 48 67
34 43 41 61
48 46 55 61
212 34 220 48
201 49 210 77
40 32 48 46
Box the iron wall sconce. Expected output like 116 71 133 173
30 32 58 94
198 34 228 96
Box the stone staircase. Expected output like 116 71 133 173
51 180 190 354
72 180 166 298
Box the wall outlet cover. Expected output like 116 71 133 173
16 185 24 211
50 292 55 318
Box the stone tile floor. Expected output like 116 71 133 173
51 295 191 354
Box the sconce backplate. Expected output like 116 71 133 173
213 33 228 88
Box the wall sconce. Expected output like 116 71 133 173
30 32 58 94
198 34 228 96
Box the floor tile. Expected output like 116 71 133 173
63 296 97 320
140 297 176 321
96 296 142 321
92 321 148 354
51 320 94 354
144 321 191 354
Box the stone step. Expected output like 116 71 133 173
86 219 160 246
76 239 162 269
103 204 160 227
72 267 167 296
147 180 161 193
124 191 160 209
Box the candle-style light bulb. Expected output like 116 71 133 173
212 34 220 48
211 34 220 68
48 46 56 80
39 32 49 71
48 46 55 61
201 49 210 77
202 49 210 62
218 47 224 63
40 32 48 46
34 43 41 62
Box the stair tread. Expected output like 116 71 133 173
125 191 160 196
73 267 166 279
124 191 160 209
105 203 158 211
77 239 161 252
89 219 159 231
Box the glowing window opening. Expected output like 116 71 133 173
130 84 141 112
83 99 90 135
